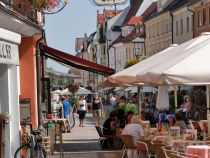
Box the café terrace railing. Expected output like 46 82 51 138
0 0 44 26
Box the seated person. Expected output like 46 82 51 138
174 111 187 134
125 110 135 124
117 108 126 129
140 110 157 127
119 96 126 107
122 115 144 141
122 115 144 158
165 115 176 128
102 111 118 148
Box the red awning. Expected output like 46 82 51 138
41 44 115 76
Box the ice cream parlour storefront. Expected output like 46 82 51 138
0 28 21 158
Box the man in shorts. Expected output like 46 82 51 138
61 96 71 132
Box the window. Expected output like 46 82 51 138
140 26 144 32
197 10 202 27
191 15 193 31
180 19 183 34
209 6 210 24
166 21 168 33
176 21 178 35
162 20 164 34
203 8 206 26
187 17 190 32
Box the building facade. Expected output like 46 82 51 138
193 0 210 37
172 5 193 44
145 12 172 57
0 1 44 157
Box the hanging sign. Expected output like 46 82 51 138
0 41 19 65
91 0 128 6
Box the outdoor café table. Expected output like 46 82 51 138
169 139 210 151
186 145 210 158
42 118 68 158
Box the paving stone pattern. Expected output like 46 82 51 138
51 105 121 158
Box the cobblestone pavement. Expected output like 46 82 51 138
50 105 121 158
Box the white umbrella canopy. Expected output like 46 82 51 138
61 87 93 95
156 86 169 110
107 46 176 84
76 87 93 95
124 86 157 93
114 87 125 91
98 79 126 88
167 86 193 91
61 88 72 95
53 89 62 94
110 32 210 85
136 32 210 85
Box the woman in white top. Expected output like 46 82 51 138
122 115 144 158
122 115 144 142
77 95 88 127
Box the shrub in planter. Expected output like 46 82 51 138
116 103 138 114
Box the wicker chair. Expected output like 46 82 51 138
121 135 138 158
189 121 202 133
162 146 201 158
151 140 166 158
162 146 180 158
136 140 156 158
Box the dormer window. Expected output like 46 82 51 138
106 14 111 19
140 26 144 33
122 26 135 37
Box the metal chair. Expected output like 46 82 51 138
95 126 113 149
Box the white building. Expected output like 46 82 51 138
0 1 43 157
0 28 21 157
172 3 193 44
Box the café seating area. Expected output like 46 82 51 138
118 120 210 158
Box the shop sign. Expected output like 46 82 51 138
0 41 19 65
91 0 128 6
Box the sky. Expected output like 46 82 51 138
44 0 128 73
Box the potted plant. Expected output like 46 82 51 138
0 112 10 124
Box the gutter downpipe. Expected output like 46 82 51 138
36 29 45 127
169 10 174 44
187 5 195 38
169 11 179 110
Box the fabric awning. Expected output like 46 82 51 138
40 44 115 76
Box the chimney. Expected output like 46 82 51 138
84 33 87 38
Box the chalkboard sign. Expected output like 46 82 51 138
19 99 31 121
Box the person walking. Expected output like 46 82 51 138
109 93 117 109
91 92 103 126
76 95 88 127
61 96 71 132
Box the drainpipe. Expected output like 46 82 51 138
109 45 116 71
187 5 195 38
36 29 45 127
169 10 174 44
113 46 116 70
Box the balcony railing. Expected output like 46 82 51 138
0 0 44 26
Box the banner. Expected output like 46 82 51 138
0 41 19 65
91 0 128 6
